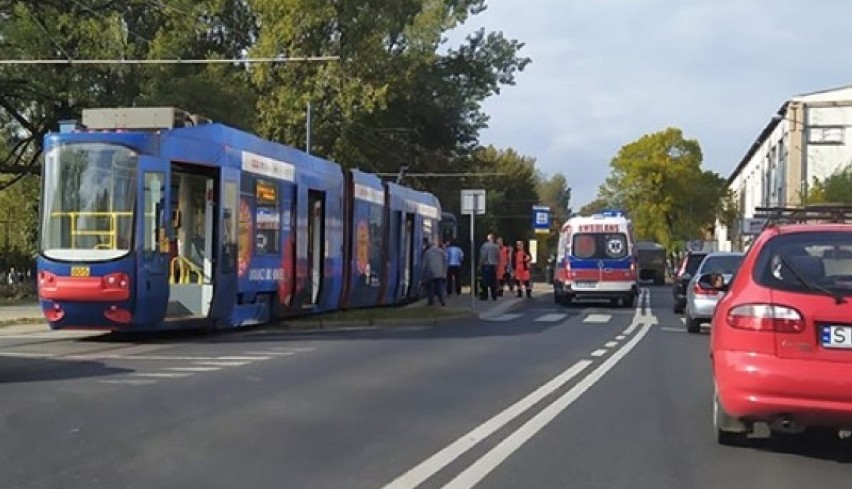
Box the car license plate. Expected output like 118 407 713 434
821 325 852 349
70 266 90 277
573 281 596 289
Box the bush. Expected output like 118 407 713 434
0 282 37 302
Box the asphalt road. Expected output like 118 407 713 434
1 287 851 489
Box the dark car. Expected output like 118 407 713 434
672 251 708 313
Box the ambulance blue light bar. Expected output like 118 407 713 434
601 210 626 218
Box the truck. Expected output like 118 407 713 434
635 241 667 285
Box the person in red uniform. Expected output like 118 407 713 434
513 240 532 298
496 237 512 296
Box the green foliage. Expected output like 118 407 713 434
595 128 728 251
469 146 538 243
0 0 258 181
807 165 852 204
249 0 530 198
578 198 612 216
0 0 530 257
534 172 571 258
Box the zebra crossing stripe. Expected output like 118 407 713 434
534 313 567 322
487 313 524 322
583 314 612 324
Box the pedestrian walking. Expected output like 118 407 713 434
479 233 500 301
421 238 447 306
496 237 514 295
445 240 464 296
513 240 533 298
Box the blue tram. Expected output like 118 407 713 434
37 107 447 331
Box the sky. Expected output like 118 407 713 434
447 0 852 208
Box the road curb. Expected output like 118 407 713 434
281 311 476 330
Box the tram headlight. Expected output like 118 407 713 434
102 273 130 290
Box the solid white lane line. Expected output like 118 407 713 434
442 324 653 489
534 313 567 322
166 367 222 372
243 351 297 356
216 356 271 361
130 372 193 378
99 379 157 385
604 341 618 348
622 322 642 336
0 351 53 358
380 360 593 489
583 314 611 324
68 355 230 361
590 349 607 357
193 361 250 367
660 327 685 333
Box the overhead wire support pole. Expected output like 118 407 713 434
0 56 340 65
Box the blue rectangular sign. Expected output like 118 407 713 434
532 205 551 234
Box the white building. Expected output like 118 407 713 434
716 84 852 251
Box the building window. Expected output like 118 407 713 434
808 126 845 145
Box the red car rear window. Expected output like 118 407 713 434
754 231 852 294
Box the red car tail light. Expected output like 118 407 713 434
692 282 716 295
726 304 804 333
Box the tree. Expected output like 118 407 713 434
0 0 258 188
535 171 571 258
469 146 538 244
596 128 728 251
249 0 530 199
807 165 852 204
579 198 611 216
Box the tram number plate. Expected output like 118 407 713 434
70 266 90 277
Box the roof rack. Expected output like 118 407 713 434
754 205 852 228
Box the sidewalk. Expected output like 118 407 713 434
407 282 550 320
0 303 43 322
0 282 553 334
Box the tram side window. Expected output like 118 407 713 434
222 181 238 274
255 179 280 255
368 203 383 287
143 172 165 257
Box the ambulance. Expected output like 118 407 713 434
552 211 639 307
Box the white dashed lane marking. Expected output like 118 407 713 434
590 349 608 357
604 341 618 348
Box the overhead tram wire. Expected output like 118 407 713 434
0 56 341 65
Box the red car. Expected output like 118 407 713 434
708 212 852 445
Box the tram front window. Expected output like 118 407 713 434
41 143 137 261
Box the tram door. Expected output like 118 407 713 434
136 156 171 325
306 190 325 305
167 165 216 318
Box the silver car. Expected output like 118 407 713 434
684 252 744 333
